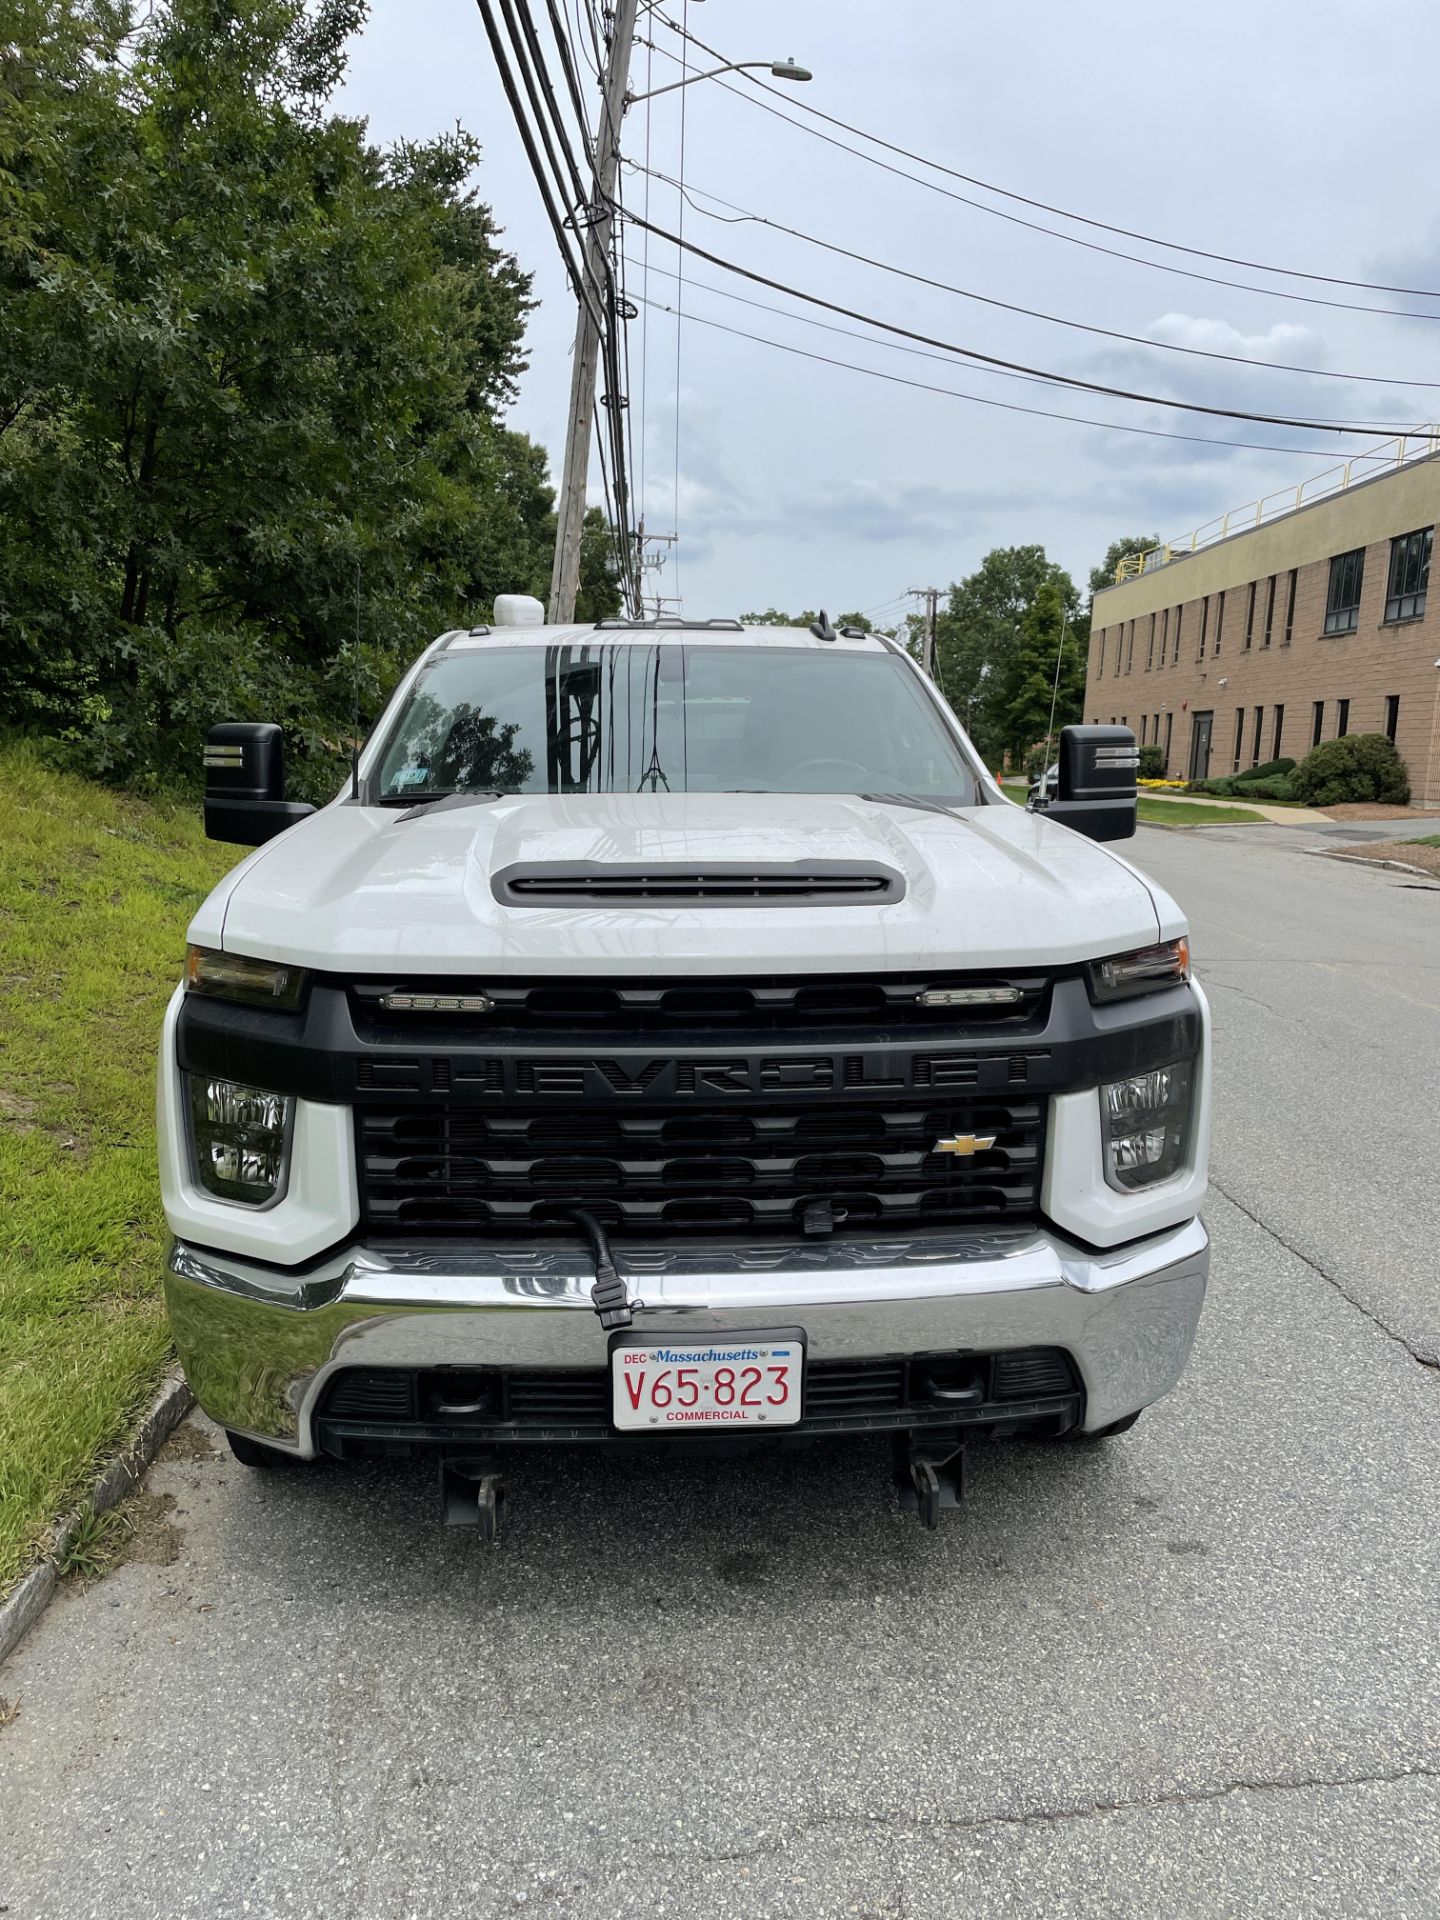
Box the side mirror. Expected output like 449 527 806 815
1030 725 1137 842
203 723 316 846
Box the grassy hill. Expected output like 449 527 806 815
0 746 237 1592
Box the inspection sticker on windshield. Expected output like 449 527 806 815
610 1330 805 1431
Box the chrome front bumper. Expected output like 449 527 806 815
165 1218 1209 1456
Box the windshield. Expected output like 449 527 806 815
372 644 979 804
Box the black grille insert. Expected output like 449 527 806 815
358 1095 1044 1237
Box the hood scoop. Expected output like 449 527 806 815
491 861 906 909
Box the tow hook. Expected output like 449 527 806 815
894 1429 967 1531
440 1452 507 1545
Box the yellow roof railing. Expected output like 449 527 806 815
1112 427 1440 583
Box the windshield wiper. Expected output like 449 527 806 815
861 792 968 821
378 790 509 821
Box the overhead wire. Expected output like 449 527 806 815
617 209 1429 438
629 32 1440 326
631 289 1396 461
629 162 1440 394
653 10 1440 302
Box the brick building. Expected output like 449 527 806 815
1086 452 1439 805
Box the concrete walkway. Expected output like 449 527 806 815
1138 790 1332 826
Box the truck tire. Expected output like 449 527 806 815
224 1429 298 1470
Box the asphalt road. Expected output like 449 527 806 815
4 826 1440 1920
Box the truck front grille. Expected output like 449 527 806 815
357 1093 1045 1237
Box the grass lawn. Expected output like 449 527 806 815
1137 796 1265 827
0 745 235 1593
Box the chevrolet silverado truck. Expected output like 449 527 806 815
160 603 1209 1537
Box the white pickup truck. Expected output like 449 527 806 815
159 604 1208 1536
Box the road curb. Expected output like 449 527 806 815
1306 849 1436 879
0 1371 193 1671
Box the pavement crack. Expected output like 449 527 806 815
1209 1174 1438 1370
676 1763 1440 1865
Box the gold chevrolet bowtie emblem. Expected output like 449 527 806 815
933 1133 997 1156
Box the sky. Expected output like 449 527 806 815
337 0 1440 624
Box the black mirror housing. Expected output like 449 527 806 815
203 722 316 846
1032 724 1138 842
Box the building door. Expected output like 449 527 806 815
1188 710 1214 781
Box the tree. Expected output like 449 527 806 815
0 0 621 794
995 579 1084 763
931 546 1079 762
1088 533 1160 599
737 609 874 631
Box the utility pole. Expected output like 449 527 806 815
548 0 639 625
909 587 941 677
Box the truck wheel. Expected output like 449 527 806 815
224 1429 297 1470
1078 1410 1142 1441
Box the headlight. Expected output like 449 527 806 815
188 1075 294 1206
1100 1060 1194 1191
1089 938 1189 1002
185 945 306 1010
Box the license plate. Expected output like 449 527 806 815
610 1332 805 1432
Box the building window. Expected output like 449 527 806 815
1312 699 1324 746
1159 607 1169 667
1172 605 1182 664
1126 620 1136 673
1140 714 1147 744
1262 574 1277 648
1282 569 1297 646
1146 612 1156 671
1324 548 1365 635
1385 527 1430 623
1232 708 1244 774
1153 712 1160 749
1385 694 1400 742
1251 706 1264 766
1198 595 1209 660
1213 588 1225 655
1337 698 1350 737
1272 705 1284 761
1243 580 1257 649
1163 711 1173 769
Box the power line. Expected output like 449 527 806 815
653 10 1440 302
628 31 1440 327
631 289 1400 460
630 162 1440 395
619 209 1427 437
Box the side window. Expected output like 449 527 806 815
1324 548 1365 635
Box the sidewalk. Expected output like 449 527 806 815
1138 790 1332 826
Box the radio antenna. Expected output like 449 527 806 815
351 552 362 801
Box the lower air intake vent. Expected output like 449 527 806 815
492 862 905 908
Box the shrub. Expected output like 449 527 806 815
1138 744 1166 779
1290 734 1410 807
1189 777 1237 797
1235 757 1295 784
1023 745 1052 781
1237 775 1294 801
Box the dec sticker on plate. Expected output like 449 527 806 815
610 1333 804 1431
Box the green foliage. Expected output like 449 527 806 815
1137 744 1165 779
1237 775 1294 801
1023 744 1052 781
0 742 237 1592
1290 734 1410 807
1236 758 1295 783
0 0 620 798
1088 533 1160 598
933 545 1082 761
738 610 875 632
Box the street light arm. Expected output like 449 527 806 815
626 59 809 107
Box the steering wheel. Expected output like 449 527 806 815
791 757 870 782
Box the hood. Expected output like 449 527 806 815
195 793 1169 976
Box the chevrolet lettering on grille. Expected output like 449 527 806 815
391 1049 1043 1101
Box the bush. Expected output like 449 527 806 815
1137 745 1166 779
1237 775 1294 801
1189 777 1237 797
1235 757 1295 784
1023 745 1052 781
1290 734 1410 807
